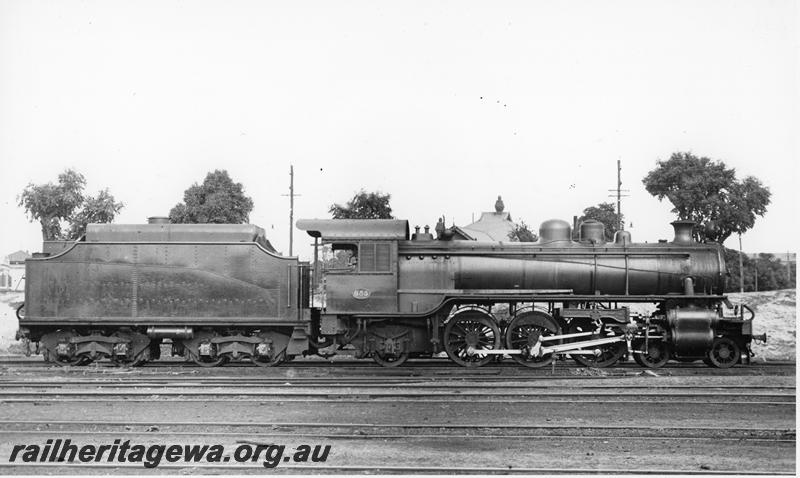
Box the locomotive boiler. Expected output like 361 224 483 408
16 216 759 369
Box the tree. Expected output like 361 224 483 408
329 189 393 219
508 221 538 242
723 249 795 292
169 170 254 224
67 190 124 239
642 152 771 244
575 202 622 241
18 169 123 241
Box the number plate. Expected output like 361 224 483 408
352 289 371 300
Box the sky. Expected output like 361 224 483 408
0 0 797 263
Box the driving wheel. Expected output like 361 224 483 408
567 318 626 368
444 309 501 367
505 311 560 368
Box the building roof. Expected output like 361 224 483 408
5 250 31 264
460 211 516 242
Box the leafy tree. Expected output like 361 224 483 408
67 190 124 239
575 202 622 241
329 189 393 219
18 169 123 240
642 152 771 244
169 170 254 224
723 249 795 292
508 221 538 242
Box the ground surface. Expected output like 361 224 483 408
0 360 794 475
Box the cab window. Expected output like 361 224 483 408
326 243 358 272
359 242 391 272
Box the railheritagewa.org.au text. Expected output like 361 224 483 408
8 438 331 468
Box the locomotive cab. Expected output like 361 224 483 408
323 240 399 314
297 219 408 316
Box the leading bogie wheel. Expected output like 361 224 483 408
444 309 501 367
706 337 740 368
505 311 560 368
632 325 671 369
632 340 671 368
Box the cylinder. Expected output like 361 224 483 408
667 308 717 356
579 220 606 245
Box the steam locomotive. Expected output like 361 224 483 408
16 216 760 369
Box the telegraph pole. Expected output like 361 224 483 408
738 234 744 293
608 159 629 230
754 257 758 292
282 165 301 256
616 160 622 229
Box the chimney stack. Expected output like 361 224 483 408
671 220 695 244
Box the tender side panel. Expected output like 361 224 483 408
23 241 299 325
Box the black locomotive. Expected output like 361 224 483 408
16 215 760 368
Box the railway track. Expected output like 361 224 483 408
0 373 793 404
0 419 794 440
0 394 792 405
0 382 793 404
0 356 794 377
0 377 793 388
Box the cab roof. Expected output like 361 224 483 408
296 219 409 241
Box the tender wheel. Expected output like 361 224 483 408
567 319 626 368
111 352 149 367
372 351 409 367
251 331 290 368
191 354 228 368
109 332 151 367
188 342 227 367
40 331 87 366
706 337 740 368
181 332 228 367
505 311 560 368
53 354 89 367
444 309 501 367
252 352 285 367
